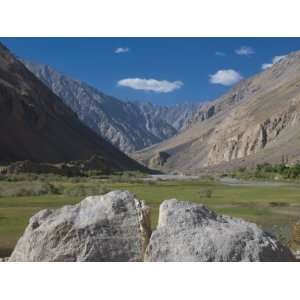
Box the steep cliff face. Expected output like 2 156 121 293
0 43 147 172
135 50 300 173
207 108 300 166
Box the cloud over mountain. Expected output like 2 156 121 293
262 55 286 70
117 78 183 93
209 69 243 86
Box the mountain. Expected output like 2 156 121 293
23 61 201 153
0 43 146 172
134 51 300 174
133 101 203 131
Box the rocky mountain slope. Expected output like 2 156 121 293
134 51 300 174
23 61 201 153
0 43 146 172
134 101 202 131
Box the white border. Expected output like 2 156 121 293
1 0 300 37
0 1 299 299
0 262 299 300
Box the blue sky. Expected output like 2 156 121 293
1 37 300 105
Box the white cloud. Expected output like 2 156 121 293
115 47 130 54
273 55 286 63
261 55 287 70
215 51 226 56
209 69 243 86
261 63 273 70
117 78 183 93
235 46 255 56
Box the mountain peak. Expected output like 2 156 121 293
24 61 203 153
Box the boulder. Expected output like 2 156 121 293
0 257 9 262
145 199 295 262
9 190 151 262
149 151 171 168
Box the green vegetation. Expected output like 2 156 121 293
229 163 300 181
1 174 300 256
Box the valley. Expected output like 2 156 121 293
21 46 300 175
1 39 300 261
24 61 202 153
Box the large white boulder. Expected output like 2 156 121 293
9 190 151 262
145 199 295 262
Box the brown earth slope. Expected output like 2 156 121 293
134 51 300 174
0 43 146 172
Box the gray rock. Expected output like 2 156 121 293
9 190 151 262
149 151 171 168
145 199 295 262
0 257 9 262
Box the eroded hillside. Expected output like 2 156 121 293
134 51 300 173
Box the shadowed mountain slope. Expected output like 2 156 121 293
0 43 146 172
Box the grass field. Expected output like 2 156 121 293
1 177 300 257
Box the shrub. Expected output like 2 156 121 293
146 180 157 185
36 182 62 195
0 181 63 197
238 167 246 173
269 202 289 207
63 185 87 197
253 163 300 179
63 185 110 197
15 188 33 197
199 188 213 198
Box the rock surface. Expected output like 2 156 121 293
149 151 171 168
0 257 9 262
9 190 151 262
145 199 295 262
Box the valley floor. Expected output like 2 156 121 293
1 175 300 257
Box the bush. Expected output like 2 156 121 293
146 180 157 185
231 163 300 180
269 202 289 207
200 175 215 182
68 177 86 183
15 188 34 197
0 181 63 197
238 167 246 173
199 188 213 198
254 163 300 179
36 182 62 195
64 185 86 197
63 185 110 197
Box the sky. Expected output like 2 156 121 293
1 37 300 105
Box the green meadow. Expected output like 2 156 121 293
1 176 300 256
